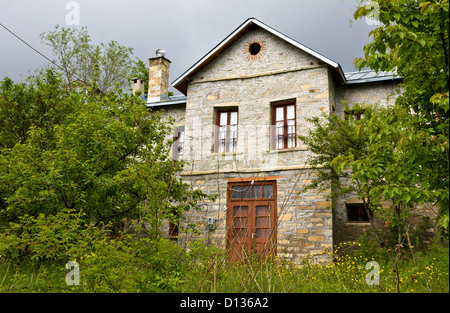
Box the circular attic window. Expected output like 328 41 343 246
243 39 266 61
249 43 261 55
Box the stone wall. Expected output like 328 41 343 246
148 56 171 100
335 80 400 116
183 28 331 175
177 169 333 264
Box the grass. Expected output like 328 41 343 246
1 241 448 293
179 242 449 293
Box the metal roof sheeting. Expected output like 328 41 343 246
345 70 400 84
147 94 187 107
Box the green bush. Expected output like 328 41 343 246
0 209 105 262
0 210 189 292
0 211 447 293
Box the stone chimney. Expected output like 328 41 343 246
147 49 171 103
131 78 144 97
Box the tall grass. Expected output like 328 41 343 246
180 241 449 293
1 240 448 293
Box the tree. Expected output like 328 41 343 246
299 104 385 246
332 104 445 248
352 0 449 233
0 72 212 239
40 25 146 93
0 70 76 150
300 0 449 244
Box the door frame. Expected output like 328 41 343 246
226 181 277 261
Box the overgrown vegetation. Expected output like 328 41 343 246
0 236 447 293
0 71 214 292
0 0 448 294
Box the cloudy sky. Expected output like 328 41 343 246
1 0 376 90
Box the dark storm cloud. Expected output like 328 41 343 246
0 0 375 86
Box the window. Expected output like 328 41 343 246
249 43 261 55
230 183 274 200
346 203 370 222
216 109 238 153
344 109 365 121
168 222 179 242
172 126 184 161
271 101 296 150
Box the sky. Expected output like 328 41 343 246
0 0 376 91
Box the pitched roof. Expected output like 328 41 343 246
172 18 346 95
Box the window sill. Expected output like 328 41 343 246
206 151 244 157
266 147 308 154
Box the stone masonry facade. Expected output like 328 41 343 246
145 19 403 264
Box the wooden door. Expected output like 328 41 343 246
227 182 277 261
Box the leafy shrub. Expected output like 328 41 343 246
0 209 105 262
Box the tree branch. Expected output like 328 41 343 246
94 199 141 226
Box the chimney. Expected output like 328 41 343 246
131 78 144 97
147 49 171 103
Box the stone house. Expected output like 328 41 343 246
135 18 402 263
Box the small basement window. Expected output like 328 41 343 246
168 222 179 242
346 203 370 223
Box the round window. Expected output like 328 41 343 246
243 39 266 61
249 43 261 55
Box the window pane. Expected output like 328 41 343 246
234 217 248 228
220 112 228 126
287 119 295 131
276 107 284 121
256 217 270 227
231 186 243 199
255 228 270 238
256 205 270 216
234 205 248 216
263 184 273 198
253 185 262 199
276 121 284 132
220 126 227 139
233 228 248 238
287 105 295 119
230 111 237 125
287 134 295 148
242 185 252 199
229 125 237 138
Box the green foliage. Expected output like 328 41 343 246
353 0 449 231
39 25 146 93
0 73 212 233
354 0 449 115
0 209 107 262
0 208 193 292
0 71 77 149
0 232 448 292
298 103 370 199
301 0 449 242
0 71 216 292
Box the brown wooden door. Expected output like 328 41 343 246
227 182 277 261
